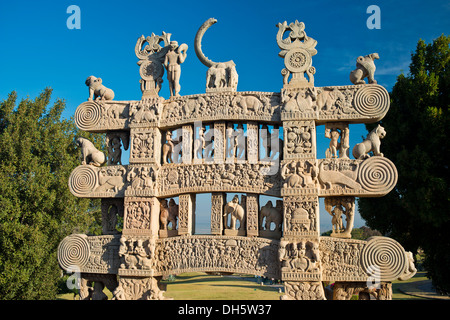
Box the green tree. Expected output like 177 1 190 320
358 35 449 294
0 89 101 299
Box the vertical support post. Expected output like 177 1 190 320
178 194 195 235
246 193 259 237
247 122 259 163
211 192 225 235
213 121 225 163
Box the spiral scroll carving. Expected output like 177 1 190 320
57 234 90 271
361 236 407 281
353 85 389 118
358 156 397 194
74 101 102 131
69 165 98 196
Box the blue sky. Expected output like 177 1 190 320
1 0 448 233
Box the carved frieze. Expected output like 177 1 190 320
154 235 280 278
281 84 390 123
157 162 282 198
159 92 281 127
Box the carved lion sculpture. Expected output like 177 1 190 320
85 75 115 101
349 53 379 85
76 137 106 166
352 124 386 159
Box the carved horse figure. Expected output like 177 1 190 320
223 195 246 230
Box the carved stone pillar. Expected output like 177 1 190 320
211 192 225 235
246 193 259 237
178 194 195 235
182 125 193 164
247 122 259 163
213 121 226 163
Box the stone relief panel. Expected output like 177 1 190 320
319 236 416 282
154 235 280 279
317 156 398 197
281 159 318 196
125 165 158 197
280 84 390 123
283 120 316 160
129 128 160 164
281 281 325 300
129 97 162 128
113 276 167 300
123 197 159 236
69 165 128 198
279 239 321 282
283 196 319 238
74 101 130 132
57 234 120 274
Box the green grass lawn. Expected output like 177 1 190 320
162 273 283 300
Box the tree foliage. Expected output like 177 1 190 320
358 35 450 294
0 89 100 299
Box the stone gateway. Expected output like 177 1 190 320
58 18 416 300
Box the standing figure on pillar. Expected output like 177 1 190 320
164 41 188 97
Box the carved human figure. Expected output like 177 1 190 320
162 131 174 164
108 136 122 165
194 126 206 160
164 41 188 97
85 75 115 101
